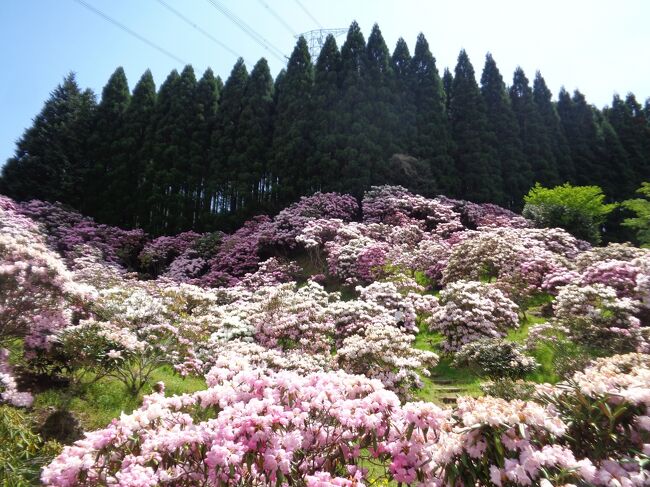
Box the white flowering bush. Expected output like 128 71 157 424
453 338 538 379
553 283 647 354
428 280 520 352
337 324 439 398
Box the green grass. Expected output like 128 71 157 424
33 365 206 430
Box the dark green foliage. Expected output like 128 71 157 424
509 67 559 187
410 34 456 196
310 34 343 193
557 89 603 186
209 59 249 219
533 72 574 183
85 67 131 222
606 93 650 194
449 50 502 203
192 69 220 230
480 55 529 207
118 70 156 229
232 58 274 213
390 37 415 155
271 37 315 203
1 73 96 206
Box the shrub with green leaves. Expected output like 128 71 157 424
0 405 61 486
523 182 617 244
622 182 650 247
453 338 538 379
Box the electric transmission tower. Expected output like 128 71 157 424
297 28 348 59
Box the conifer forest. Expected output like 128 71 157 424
2 23 648 235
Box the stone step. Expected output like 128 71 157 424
439 395 458 405
430 378 455 385
433 386 464 393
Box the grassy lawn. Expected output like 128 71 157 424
33 365 206 430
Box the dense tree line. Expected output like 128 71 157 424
1 22 649 235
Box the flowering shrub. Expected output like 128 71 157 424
362 185 464 237
42 367 449 486
428 281 520 352
337 324 439 397
56 319 172 394
137 231 203 276
538 353 650 485
433 395 593 486
259 192 358 249
199 215 271 287
0 196 91 352
453 338 538 379
18 199 146 267
553 283 647 354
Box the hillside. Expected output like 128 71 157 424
1 185 649 485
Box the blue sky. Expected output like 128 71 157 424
1 0 649 165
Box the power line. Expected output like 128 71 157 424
293 0 322 29
71 0 187 65
154 0 242 60
256 0 296 36
204 0 286 62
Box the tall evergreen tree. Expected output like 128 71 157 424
270 37 315 203
309 35 343 193
231 58 274 213
449 50 502 203
390 37 415 155
532 72 574 183
409 34 456 195
210 59 249 217
361 24 396 172
337 21 375 196
480 54 529 207
607 93 650 192
193 68 220 230
595 111 634 199
557 88 602 187
509 67 558 187
442 68 453 114
115 69 156 228
147 69 180 233
86 67 131 222
0 73 96 206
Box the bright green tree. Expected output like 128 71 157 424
622 182 650 246
522 182 617 244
